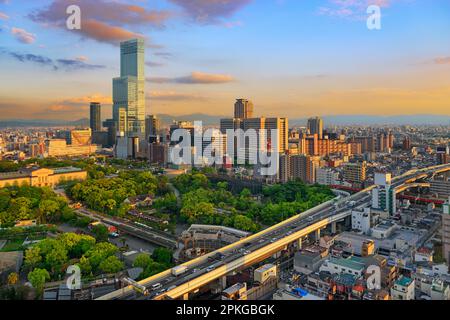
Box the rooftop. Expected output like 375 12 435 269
328 256 365 271
396 276 413 287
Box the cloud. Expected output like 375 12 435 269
0 12 9 20
44 93 112 114
72 19 149 46
154 52 173 59
11 27 36 44
29 0 170 45
146 61 165 67
147 72 235 84
56 58 106 70
60 94 112 105
148 91 207 101
433 57 450 65
6 51 53 67
0 49 106 71
168 0 252 24
30 0 170 26
75 56 88 62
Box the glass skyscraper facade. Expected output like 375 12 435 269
113 39 145 139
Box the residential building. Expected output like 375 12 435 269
390 276 415 300
343 161 367 184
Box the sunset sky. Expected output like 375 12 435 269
0 0 449 121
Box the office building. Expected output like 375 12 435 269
234 99 254 119
113 39 145 140
45 139 99 157
307 117 324 140
149 141 168 166
89 102 102 133
145 115 161 141
103 119 116 147
70 128 92 146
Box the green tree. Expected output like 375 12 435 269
24 246 42 270
27 268 50 297
92 224 109 242
151 248 173 267
133 253 152 269
39 199 60 223
233 215 258 232
99 256 124 274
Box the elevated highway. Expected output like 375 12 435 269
98 163 450 300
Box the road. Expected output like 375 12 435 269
98 163 450 300
75 208 177 249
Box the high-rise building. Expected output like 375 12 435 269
351 136 376 153
90 102 102 133
103 119 116 147
402 136 411 151
442 197 450 265
234 99 254 119
70 128 92 146
343 161 367 184
307 117 324 140
113 39 145 140
436 145 450 165
278 154 319 184
117 107 128 135
145 115 161 141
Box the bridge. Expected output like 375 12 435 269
76 208 177 249
97 163 450 300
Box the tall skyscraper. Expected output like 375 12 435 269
145 115 161 140
234 99 254 119
307 117 324 140
90 102 101 133
113 39 145 140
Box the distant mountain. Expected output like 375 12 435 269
290 115 450 126
0 118 90 128
157 113 224 126
156 114 450 127
0 114 448 128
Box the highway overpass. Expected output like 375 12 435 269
98 163 450 300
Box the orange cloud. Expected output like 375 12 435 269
75 19 146 46
434 57 450 65
11 27 36 44
147 72 235 84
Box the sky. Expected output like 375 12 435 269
0 0 449 121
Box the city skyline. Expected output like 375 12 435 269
0 0 449 121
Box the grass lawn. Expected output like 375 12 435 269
0 238 26 252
